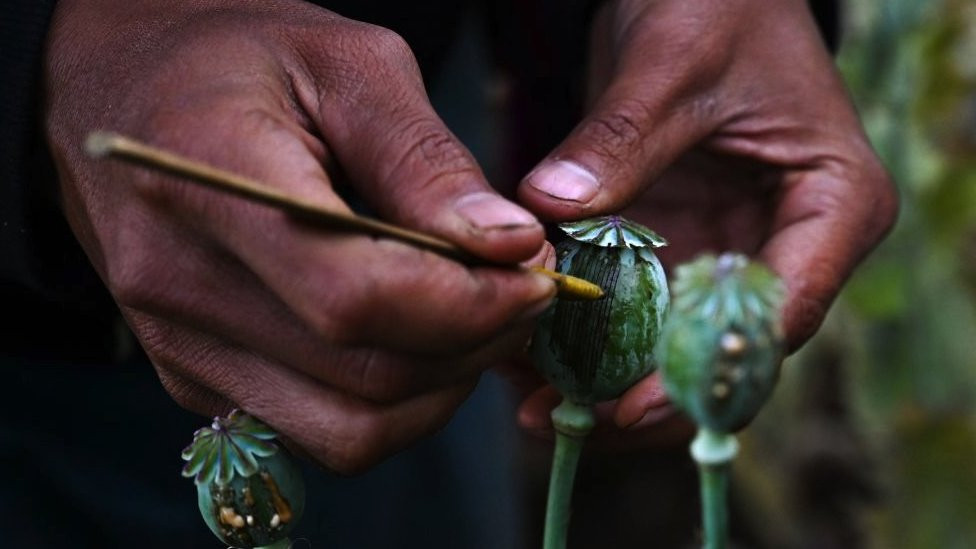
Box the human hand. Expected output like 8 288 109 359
515 0 898 441
45 0 554 473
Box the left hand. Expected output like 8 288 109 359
515 0 898 444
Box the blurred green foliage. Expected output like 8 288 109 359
841 0 976 426
740 1 976 547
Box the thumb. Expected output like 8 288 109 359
519 80 718 221
312 33 544 264
518 3 728 220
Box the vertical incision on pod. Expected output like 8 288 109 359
549 245 622 395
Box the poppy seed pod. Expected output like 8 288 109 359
531 216 670 404
659 253 785 433
182 410 305 548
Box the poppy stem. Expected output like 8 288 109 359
543 399 595 549
690 428 738 549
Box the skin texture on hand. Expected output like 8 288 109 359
516 0 899 442
44 0 555 474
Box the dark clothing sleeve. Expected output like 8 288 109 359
1 0 61 289
1 1 126 361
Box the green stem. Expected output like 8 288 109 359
698 462 729 549
690 428 738 549
256 538 292 549
543 399 595 549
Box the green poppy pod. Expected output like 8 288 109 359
182 410 305 548
658 253 785 433
531 215 670 404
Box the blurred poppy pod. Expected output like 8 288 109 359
182 410 305 548
659 253 785 433
531 215 670 404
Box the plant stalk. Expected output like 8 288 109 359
698 462 729 549
690 428 738 549
543 399 595 549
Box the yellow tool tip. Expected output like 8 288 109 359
530 267 604 301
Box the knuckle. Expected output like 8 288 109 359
827 151 900 244
786 293 830 351
132 315 243 401
106 242 167 310
410 123 470 168
303 288 374 348
305 309 360 348
304 386 472 475
348 352 418 403
155 367 231 416
139 324 208 376
102 217 206 314
377 118 479 219
862 159 900 237
364 25 416 68
337 22 418 76
322 415 389 475
579 99 650 164
388 117 475 180
318 24 421 103
405 265 504 352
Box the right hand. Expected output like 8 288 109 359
515 0 897 447
45 0 554 473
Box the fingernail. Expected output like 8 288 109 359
526 160 600 203
455 192 539 230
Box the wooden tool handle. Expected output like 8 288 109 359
85 131 604 300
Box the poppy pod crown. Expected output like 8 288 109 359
182 410 305 548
